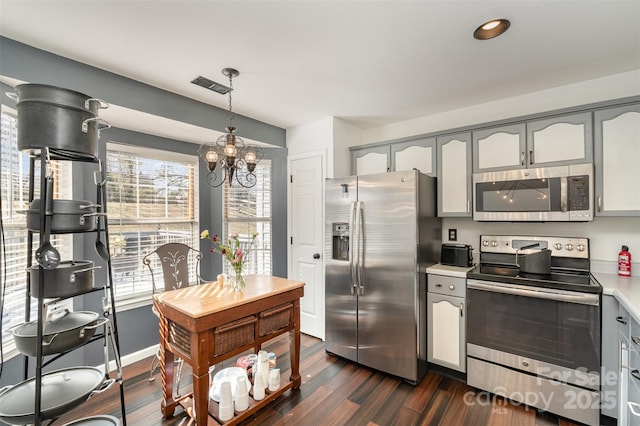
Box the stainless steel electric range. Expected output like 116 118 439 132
466 235 602 426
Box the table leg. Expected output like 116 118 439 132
290 299 302 389
192 371 209 425
157 308 176 418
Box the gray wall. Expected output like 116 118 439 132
0 38 288 386
0 37 286 147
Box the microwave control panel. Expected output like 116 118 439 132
568 175 590 211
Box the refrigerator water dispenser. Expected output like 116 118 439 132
332 223 350 261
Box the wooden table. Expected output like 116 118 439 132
153 275 305 425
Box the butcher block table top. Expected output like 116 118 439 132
155 274 304 317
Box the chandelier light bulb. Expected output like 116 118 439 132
224 143 237 158
245 151 257 164
205 149 218 163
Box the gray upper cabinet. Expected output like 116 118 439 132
437 132 472 217
594 103 640 216
350 145 390 175
525 111 593 167
390 137 436 177
472 123 526 173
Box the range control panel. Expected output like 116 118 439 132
479 235 589 259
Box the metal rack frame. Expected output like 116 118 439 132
23 147 126 425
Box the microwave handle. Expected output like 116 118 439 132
560 177 568 212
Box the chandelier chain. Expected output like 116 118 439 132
227 73 234 128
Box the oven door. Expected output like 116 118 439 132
467 279 601 386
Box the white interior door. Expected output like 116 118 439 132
289 152 324 339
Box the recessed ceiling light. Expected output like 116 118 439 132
474 18 510 40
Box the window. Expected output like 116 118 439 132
1 107 72 356
223 160 272 275
105 143 199 302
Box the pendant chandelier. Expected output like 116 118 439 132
198 68 263 188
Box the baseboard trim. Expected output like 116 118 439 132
98 344 158 373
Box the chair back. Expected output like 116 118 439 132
143 242 202 293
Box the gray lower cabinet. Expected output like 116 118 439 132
602 295 620 418
427 274 466 372
618 302 640 425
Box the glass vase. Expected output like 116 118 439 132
230 268 246 292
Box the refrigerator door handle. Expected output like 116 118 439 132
356 201 365 296
349 201 357 295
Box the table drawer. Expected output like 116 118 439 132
213 315 257 356
259 303 293 336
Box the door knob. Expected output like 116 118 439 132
313 253 321 259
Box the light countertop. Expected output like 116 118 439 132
593 272 640 323
424 265 640 322
425 263 476 278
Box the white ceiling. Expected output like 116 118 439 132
1 0 639 144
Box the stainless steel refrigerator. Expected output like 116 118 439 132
324 169 441 383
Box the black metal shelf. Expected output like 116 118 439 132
26 147 100 163
21 151 127 425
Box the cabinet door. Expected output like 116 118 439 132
602 295 620 418
594 103 640 216
427 293 465 372
390 137 436 177
526 112 593 167
350 145 390 175
472 124 526 172
436 132 472 217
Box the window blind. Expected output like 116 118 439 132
223 160 272 275
1 108 72 354
105 143 199 299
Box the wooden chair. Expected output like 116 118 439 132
143 242 202 397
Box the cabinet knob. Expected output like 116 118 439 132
631 369 640 381
449 285 455 290
313 253 320 259
617 316 628 325
435 283 442 287
632 336 640 346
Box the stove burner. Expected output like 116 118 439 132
468 264 600 294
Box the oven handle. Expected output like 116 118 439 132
467 280 600 306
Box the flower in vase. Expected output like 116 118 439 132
200 230 259 280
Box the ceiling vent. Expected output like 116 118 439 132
190 76 232 94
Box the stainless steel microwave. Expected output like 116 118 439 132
473 163 593 221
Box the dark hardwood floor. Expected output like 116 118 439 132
54 334 581 426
